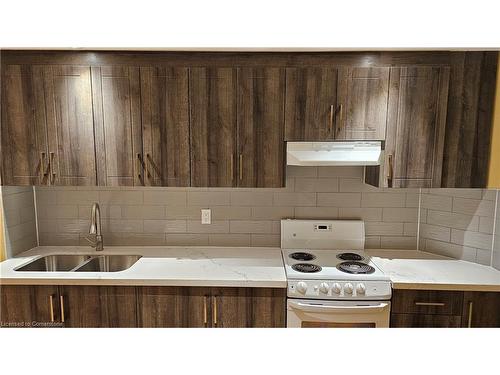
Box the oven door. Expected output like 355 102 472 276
287 299 391 328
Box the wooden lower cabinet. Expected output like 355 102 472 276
462 292 500 328
212 288 286 328
390 289 500 328
391 314 462 328
137 286 286 328
59 286 137 328
0 285 59 327
137 286 210 328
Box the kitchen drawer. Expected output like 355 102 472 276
391 290 463 316
391 313 462 328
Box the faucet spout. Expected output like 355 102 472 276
88 202 104 251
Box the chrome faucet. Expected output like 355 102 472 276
87 202 104 251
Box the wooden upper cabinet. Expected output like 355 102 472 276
140 67 191 186
1 65 49 185
384 66 450 188
237 67 285 187
189 67 237 187
43 66 96 186
285 67 338 141
336 67 390 140
92 66 143 186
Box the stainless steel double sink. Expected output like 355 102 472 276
14 254 142 272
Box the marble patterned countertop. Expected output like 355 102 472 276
1 246 499 292
0 246 287 288
367 250 500 292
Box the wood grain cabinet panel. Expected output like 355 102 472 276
336 67 390 140
189 67 237 187
140 67 190 186
383 66 450 188
212 287 286 328
1 65 49 185
137 286 210 328
462 292 500 328
391 313 462 328
391 289 463 316
59 286 137 328
237 67 285 187
285 67 338 141
92 66 143 186
44 65 97 186
0 285 60 327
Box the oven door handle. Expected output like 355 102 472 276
289 301 389 314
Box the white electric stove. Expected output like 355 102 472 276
282 219 392 328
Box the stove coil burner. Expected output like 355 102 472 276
336 252 364 261
292 263 322 273
337 261 375 274
289 252 316 261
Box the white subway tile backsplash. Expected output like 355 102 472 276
26 168 497 268
317 193 361 207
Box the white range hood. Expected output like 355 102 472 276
286 141 383 166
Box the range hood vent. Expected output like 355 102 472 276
287 141 383 166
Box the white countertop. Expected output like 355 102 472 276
1 246 500 292
0 246 287 288
367 250 500 292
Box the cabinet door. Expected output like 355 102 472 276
59 286 137 328
284 67 337 141
212 288 286 328
44 66 97 186
140 67 191 186
336 67 390 140
189 68 237 187
462 292 500 328
137 287 210 328
391 313 462 328
237 67 285 187
92 66 143 186
384 66 450 188
1 65 49 185
0 285 60 327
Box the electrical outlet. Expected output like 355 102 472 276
201 209 211 224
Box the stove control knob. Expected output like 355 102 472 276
319 282 329 294
356 283 366 295
332 283 342 294
296 281 308 294
344 283 354 294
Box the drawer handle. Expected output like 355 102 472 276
414 302 445 307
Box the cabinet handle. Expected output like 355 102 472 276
387 154 394 188
230 154 234 183
49 152 55 184
467 301 473 328
414 302 445 307
337 104 344 137
40 152 48 177
203 296 208 327
213 295 218 327
49 295 55 322
239 154 243 181
329 104 335 136
60 295 65 323
137 153 144 184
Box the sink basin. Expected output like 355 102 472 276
15 255 91 272
74 255 142 272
